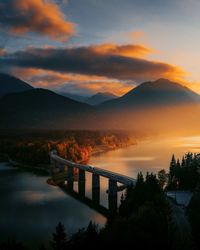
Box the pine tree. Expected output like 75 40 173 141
137 172 144 185
169 154 176 186
181 156 186 167
51 222 68 250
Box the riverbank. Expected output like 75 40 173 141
0 130 135 171
91 141 136 157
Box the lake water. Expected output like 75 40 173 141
0 135 199 248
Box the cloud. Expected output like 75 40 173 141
90 43 153 58
0 44 185 83
176 78 200 95
128 30 145 41
0 0 75 41
10 68 133 95
0 47 6 56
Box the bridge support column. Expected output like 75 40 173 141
50 159 54 175
50 158 58 175
92 174 100 204
58 163 65 171
67 166 74 178
108 179 118 214
67 165 74 190
78 169 86 196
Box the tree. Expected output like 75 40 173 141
158 169 168 190
0 238 27 250
85 221 98 240
51 222 68 250
169 155 176 177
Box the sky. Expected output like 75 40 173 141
0 0 200 96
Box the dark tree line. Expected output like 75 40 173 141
168 153 200 190
0 130 132 167
48 173 173 250
187 193 200 250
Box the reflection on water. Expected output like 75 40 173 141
0 164 106 249
90 136 200 177
0 135 199 248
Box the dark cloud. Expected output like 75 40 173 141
0 45 184 82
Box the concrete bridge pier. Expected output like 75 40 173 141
58 163 65 171
78 169 86 196
50 158 57 174
92 174 100 204
108 179 118 214
67 165 74 190
67 165 74 179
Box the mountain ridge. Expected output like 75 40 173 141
86 92 118 105
0 76 199 130
99 78 200 109
0 73 33 97
0 88 94 129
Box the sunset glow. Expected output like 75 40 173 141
0 0 200 95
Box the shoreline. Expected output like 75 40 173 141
0 141 135 173
90 142 136 157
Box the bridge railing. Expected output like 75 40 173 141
50 151 136 186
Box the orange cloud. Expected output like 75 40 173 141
187 82 200 94
0 48 6 56
11 67 133 96
174 78 200 95
0 0 75 41
128 30 145 40
74 80 133 96
91 43 153 58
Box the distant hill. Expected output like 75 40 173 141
99 78 200 110
58 91 118 105
0 88 94 129
86 92 118 105
0 73 33 97
57 92 89 103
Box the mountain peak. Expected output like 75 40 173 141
125 78 196 96
86 91 117 105
100 78 200 109
0 73 33 97
154 78 172 83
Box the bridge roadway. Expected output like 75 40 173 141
50 151 136 186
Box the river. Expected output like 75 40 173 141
0 135 199 248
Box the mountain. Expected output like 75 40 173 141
99 78 200 110
58 91 118 105
57 92 89 103
0 88 94 129
96 78 200 132
0 78 199 131
86 92 118 105
0 73 33 97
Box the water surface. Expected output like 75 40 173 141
0 135 199 248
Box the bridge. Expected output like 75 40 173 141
49 150 136 216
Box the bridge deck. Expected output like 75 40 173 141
50 152 136 186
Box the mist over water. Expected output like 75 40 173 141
90 135 200 176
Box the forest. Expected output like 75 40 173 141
0 130 134 168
